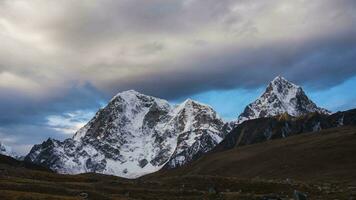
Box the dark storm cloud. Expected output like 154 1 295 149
103 29 356 99
0 0 355 99
0 82 104 154
0 83 104 126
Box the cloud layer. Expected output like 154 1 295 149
1 0 355 98
0 0 355 153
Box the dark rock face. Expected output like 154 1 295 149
25 139 67 171
215 109 356 151
25 90 228 178
139 159 148 168
235 76 330 125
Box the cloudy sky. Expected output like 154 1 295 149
0 0 355 155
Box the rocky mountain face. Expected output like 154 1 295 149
164 99 230 168
235 76 330 125
25 90 228 178
215 109 356 152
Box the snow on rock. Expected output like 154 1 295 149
0 142 20 159
25 90 229 178
234 76 330 125
165 99 226 168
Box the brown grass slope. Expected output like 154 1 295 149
1 158 323 200
148 126 356 183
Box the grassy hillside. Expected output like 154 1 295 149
146 126 356 199
151 126 356 182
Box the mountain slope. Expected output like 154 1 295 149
144 112 356 184
25 90 228 178
146 122 356 185
0 154 52 172
235 76 330 124
4 152 352 200
216 109 356 151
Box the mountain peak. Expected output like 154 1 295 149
265 76 301 104
270 76 298 89
272 75 284 81
180 98 208 108
272 75 287 82
111 89 141 100
174 99 217 123
235 76 330 124
182 98 194 104
120 89 140 95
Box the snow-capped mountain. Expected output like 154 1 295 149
0 142 18 159
235 76 330 124
25 90 228 178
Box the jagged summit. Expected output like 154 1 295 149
271 75 297 86
235 76 330 124
111 89 141 99
180 98 209 107
26 91 228 178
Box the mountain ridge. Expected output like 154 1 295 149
25 90 229 178
215 108 356 152
25 76 333 179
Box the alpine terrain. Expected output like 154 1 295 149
25 90 228 178
0 142 18 159
235 76 330 125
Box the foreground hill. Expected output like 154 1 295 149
0 154 51 172
1 126 356 199
147 125 356 184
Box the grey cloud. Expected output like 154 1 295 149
0 0 354 99
0 82 104 126
21 0 236 50
0 0 355 153
99 29 356 99
0 125 70 155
